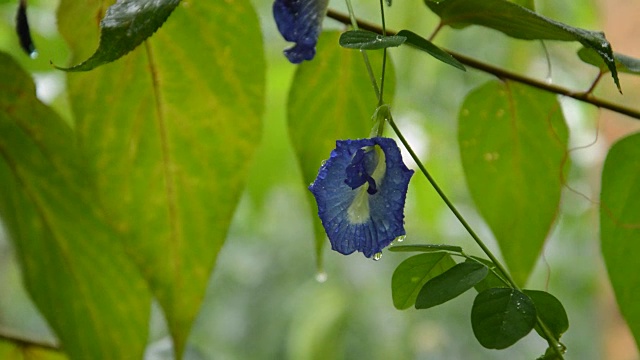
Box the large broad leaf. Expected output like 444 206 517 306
458 80 568 286
287 31 395 268
56 0 181 71
415 261 488 309
58 0 265 357
0 52 151 359
425 0 620 91
391 253 455 310
600 132 640 350
471 288 536 349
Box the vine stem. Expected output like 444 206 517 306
344 0 380 100
386 113 565 359
385 114 517 288
326 8 640 121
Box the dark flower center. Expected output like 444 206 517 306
344 147 378 195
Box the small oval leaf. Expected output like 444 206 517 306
415 261 488 309
523 289 569 340
391 253 456 310
471 288 536 349
339 30 406 50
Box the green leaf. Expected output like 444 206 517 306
578 47 640 75
391 253 456 310
388 244 463 253
0 51 151 359
471 288 536 349
425 0 621 91
288 31 395 268
415 261 488 309
55 0 180 71
0 339 67 360
458 80 568 286
523 290 569 340
58 0 265 357
600 132 640 350
470 257 509 292
396 29 465 71
339 30 407 50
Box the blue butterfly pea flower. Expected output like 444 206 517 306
273 0 329 63
309 138 414 258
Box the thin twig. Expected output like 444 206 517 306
326 8 640 121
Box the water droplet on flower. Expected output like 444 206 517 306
320 160 327 166
395 235 406 243
373 252 383 261
315 271 327 283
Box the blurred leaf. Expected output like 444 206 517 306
58 0 265 357
56 0 180 71
600 132 640 350
389 244 463 253
339 30 406 50
471 288 536 349
578 47 640 75
396 29 465 71
425 0 620 91
523 289 569 340
458 80 568 286
510 0 534 10
0 339 67 360
288 31 395 268
0 52 151 359
391 253 455 310
415 261 488 309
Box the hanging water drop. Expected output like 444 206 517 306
315 271 327 283
395 235 406 243
320 159 327 166
373 252 383 261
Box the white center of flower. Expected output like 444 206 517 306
346 147 386 224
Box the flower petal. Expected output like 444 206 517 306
309 138 414 258
272 0 329 63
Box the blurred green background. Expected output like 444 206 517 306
1 0 639 359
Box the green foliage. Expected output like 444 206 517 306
0 52 151 359
523 290 569 341
600 132 640 351
578 47 640 75
425 0 620 90
1 0 640 358
415 261 488 309
391 253 456 310
57 0 181 71
339 30 406 50
471 288 536 349
459 80 568 286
